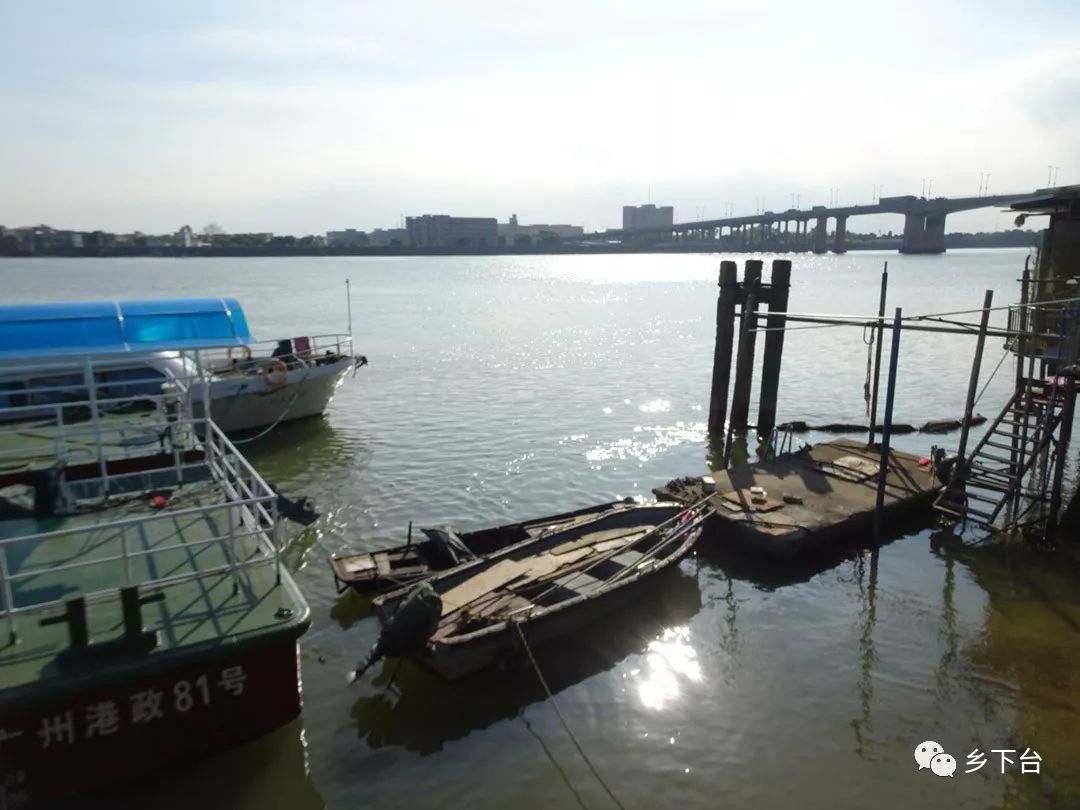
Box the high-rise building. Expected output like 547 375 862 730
622 204 674 231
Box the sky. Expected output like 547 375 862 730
2 0 1079 235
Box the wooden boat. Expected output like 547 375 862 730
370 501 707 680
330 498 639 594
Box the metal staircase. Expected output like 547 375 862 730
934 375 1068 530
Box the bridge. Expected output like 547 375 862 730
587 192 1043 254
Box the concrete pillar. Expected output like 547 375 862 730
900 213 925 253
923 214 946 253
832 216 847 253
813 217 828 253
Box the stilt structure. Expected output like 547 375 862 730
935 187 1080 540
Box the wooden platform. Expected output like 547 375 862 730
653 439 940 558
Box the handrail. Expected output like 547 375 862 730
1 554 278 622
0 494 272 548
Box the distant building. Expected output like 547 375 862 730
16 226 84 252
326 228 369 248
622 204 674 232
368 228 407 246
406 215 497 248
175 225 198 248
498 214 584 245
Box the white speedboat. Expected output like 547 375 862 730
0 301 366 436
191 335 366 434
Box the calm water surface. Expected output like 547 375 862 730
4 250 1079 809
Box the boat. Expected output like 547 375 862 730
330 498 641 594
367 501 706 681
0 300 366 436
0 298 312 806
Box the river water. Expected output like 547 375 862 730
4 249 1079 809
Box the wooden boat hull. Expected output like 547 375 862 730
332 499 638 594
421 559 694 680
374 502 703 680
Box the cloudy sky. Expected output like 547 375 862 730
2 0 1078 235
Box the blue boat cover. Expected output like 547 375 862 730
0 298 254 359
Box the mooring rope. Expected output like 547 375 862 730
513 621 627 810
231 370 309 445
520 713 590 810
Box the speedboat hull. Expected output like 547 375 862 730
192 357 354 434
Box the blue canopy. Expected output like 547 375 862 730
0 298 254 360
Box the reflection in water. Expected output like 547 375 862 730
74 718 323 810
242 416 368 482
851 549 879 761
350 568 702 755
584 421 705 466
632 625 703 711
330 587 376 629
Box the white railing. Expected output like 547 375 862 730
0 495 278 644
0 352 286 644
199 333 354 374
0 358 201 498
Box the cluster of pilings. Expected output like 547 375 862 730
708 259 792 444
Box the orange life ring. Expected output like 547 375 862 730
262 358 288 387
227 345 253 363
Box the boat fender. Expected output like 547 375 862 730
262 358 288 387
351 582 442 682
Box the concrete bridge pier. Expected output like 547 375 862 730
832 215 847 253
900 212 947 254
813 217 828 253
924 214 946 253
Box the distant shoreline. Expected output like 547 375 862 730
0 232 1038 259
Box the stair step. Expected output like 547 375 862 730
984 438 1040 451
967 480 1025 497
976 452 1027 466
963 491 1001 506
969 463 1017 479
935 500 994 521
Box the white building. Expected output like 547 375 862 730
499 214 584 245
175 225 198 248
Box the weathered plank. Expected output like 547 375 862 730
439 559 530 615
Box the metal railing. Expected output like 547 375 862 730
0 351 285 643
0 356 202 497
199 333 355 373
